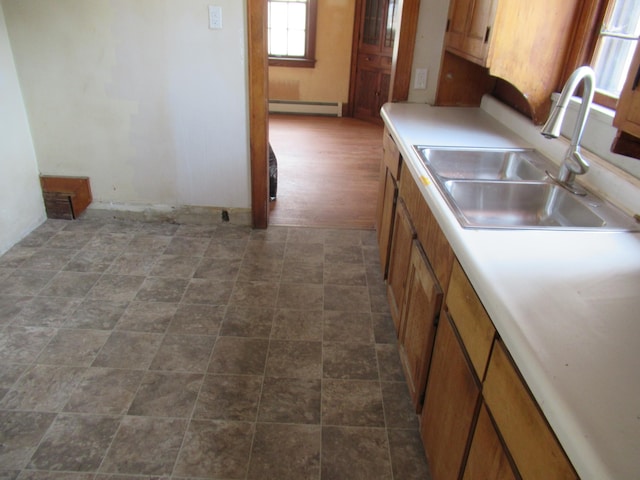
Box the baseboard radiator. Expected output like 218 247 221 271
268 100 342 117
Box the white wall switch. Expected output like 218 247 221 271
209 5 223 29
414 68 428 90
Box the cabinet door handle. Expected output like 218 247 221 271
446 19 450 32
633 65 640 91
484 26 491 43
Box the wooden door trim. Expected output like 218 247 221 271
348 0 366 117
390 0 421 102
248 0 269 229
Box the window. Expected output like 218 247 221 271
568 0 640 109
268 0 317 68
591 0 640 108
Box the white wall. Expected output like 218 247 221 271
408 0 450 104
0 4 45 255
2 0 250 213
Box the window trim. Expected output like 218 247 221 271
268 0 318 68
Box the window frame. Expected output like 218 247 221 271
268 0 318 68
565 0 639 110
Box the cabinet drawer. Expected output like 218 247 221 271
359 53 381 68
484 340 577 480
382 129 401 178
380 55 393 68
446 260 495 380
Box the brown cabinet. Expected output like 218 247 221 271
444 0 497 66
353 0 397 123
463 403 518 480
386 198 415 332
354 67 392 123
483 340 578 480
398 240 442 411
419 259 491 480
376 129 401 276
420 312 481 480
438 0 581 124
376 129 579 479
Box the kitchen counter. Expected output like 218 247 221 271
381 102 640 480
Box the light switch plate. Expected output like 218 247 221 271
209 5 222 29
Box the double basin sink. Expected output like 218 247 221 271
413 146 639 231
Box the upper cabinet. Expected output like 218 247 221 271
444 0 497 66
437 0 581 124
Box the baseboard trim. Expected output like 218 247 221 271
85 203 252 226
268 100 343 117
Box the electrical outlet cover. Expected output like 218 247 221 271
208 5 222 29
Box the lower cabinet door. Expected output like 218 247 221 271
420 313 480 480
398 240 442 412
376 166 397 277
386 199 415 333
483 340 578 480
463 403 517 480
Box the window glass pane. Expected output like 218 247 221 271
594 37 636 96
604 0 640 36
288 30 306 56
289 3 307 30
363 0 383 45
270 30 289 56
592 0 640 98
270 3 289 30
384 0 397 48
268 0 309 58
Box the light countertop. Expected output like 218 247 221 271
381 101 640 480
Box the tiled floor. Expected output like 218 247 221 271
0 217 431 480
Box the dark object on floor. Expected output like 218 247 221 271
269 143 278 201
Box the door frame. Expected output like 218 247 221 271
248 0 269 229
248 0 421 228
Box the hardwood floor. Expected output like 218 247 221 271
268 114 383 229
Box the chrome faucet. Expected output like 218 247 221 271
540 66 596 194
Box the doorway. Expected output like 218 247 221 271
247 0 421 229
268 114 383 229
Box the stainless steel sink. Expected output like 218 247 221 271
413 147 549 181
412 145 639 231
442 181 606 229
